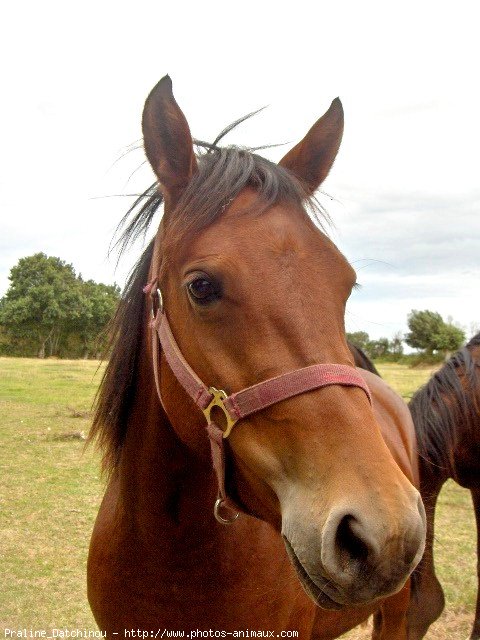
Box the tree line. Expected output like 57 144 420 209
347 309 467 362
0 253 120 358
0 254 471 361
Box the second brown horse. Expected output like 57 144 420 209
407 333 480 639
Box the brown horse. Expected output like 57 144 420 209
88 76 426 639
349 335 480 638
405 333 480 640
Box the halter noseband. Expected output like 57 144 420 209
145 284 372 525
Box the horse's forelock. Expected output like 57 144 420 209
158 147 322 275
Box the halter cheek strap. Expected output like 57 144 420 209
146 285 372 524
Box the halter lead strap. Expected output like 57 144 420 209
147 285 372 524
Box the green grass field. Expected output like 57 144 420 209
0 359 476 638
0 358 103 629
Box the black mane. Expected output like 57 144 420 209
89 241 154 472
409 332 480 478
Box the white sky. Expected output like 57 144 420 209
1 1 479 341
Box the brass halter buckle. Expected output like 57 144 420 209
202 387 238 438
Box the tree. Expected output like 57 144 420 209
72 280 120 358
346 331 370 352
405 309 465 356
0 253 120 358
433 323 465 356
390 331 404 356
405 310 444 353
0 254 79 357
368 337 390 358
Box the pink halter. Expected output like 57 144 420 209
145 285 372 524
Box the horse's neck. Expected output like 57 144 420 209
90 350 301 627
114 350 218 538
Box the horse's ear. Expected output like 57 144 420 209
142 75 197 206
279 98 344 194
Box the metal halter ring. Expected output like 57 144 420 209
150 288 164 319
214 498 240 525
202 387 238 438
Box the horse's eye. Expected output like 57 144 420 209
187 277 220 305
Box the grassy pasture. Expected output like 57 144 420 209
0 358 476 638
0 358 103 628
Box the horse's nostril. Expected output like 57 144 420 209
334 514 370 572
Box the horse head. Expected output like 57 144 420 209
141 75 426 610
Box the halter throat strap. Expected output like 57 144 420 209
146 285 372 524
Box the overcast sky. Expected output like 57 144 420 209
1 1 479 342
